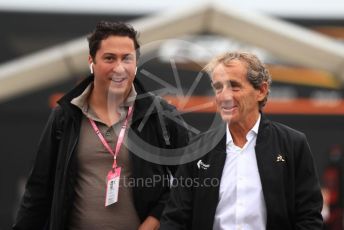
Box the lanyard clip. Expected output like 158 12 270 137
112 156 118 170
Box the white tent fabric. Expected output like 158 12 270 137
1 1 344 102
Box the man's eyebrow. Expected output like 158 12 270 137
102 53 116 56
102 52 134 56
123 53 135 57
212 80 239 85
211 81 222 86
228 80 241 86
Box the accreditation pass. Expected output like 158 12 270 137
105 167 121 207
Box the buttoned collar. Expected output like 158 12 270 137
71 83 137 123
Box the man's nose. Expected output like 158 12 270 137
218 87 233 100
112 61 125 73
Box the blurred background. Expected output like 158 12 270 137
0 0 344 229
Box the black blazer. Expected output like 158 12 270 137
160 114 323 230
13 76 190 230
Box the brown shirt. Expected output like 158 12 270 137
68 84 141 230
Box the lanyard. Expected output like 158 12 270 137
89 106 133 169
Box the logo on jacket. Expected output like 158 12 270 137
197 160 210 170
276 154 286 162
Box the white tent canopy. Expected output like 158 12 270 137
1 1 344 102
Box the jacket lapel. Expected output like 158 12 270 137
255 115 287 229
195 132 227 229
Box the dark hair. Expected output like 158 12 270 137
204 51 272 109
87 21 140 62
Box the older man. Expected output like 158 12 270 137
160 51 323 230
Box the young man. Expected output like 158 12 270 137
160 51 323 230
13 21 189 230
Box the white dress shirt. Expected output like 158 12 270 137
213 115 267 230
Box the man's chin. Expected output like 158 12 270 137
220 113 237 124
220 114 232 123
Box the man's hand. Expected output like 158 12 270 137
138 216 160 230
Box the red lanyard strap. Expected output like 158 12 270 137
89 106 133 169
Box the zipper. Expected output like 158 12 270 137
53 126 79 229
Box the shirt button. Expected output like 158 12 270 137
106 131 111 136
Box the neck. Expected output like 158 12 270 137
89 86 130 111
88 87 128 127
89 87 106 109
229 112 259 148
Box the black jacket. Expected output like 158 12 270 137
13 75 190 230
160 115 323 230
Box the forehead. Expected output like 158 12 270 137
212 60 247 82
98 35 135 54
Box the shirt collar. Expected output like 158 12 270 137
226 114 261 145
71 83 93 115
251 114 261 135
71 83 137 121
123 86 137 107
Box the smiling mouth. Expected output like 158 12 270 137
221 105 236 112
110 77 127 83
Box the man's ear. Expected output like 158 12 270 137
88 55 93 65
257 82 268 102
88 56 94 74
89 63 94 74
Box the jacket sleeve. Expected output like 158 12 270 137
294 133 323 230
13 107 64 230
147 105 192 220
159 162 194 230
166 110 192 175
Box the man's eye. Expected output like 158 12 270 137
105 56 114 61
123 55 134 62
228 82 241 91
212 83 223 91
231 86 240 91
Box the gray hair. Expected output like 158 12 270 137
204 51 272 109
